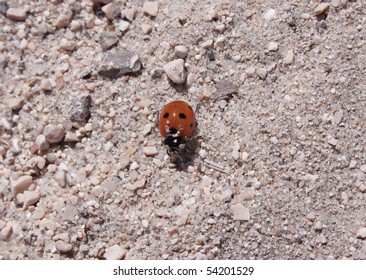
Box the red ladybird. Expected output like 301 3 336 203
159 100 197 149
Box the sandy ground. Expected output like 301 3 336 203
1 0 366 260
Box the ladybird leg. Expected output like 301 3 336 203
154 109 160 127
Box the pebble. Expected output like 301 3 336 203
118 20 130 32
360 165 366 173
33 207 46 220
22 191 40 209
11 175 33 196
35 134 50 151
60 39 76 51
314 3 330 16
268 42 278 51
64 131 80 143
356 228 366 240
43 124 65 144
6 7 27 21
264 9 276 21
314 221 323 231
99 31 118 51
215 24 226 33
1 224 12 241
327 137 338 146
331 0 342 7
130 161 140 170
256 67 267 79
163 59 186 84
62 203 77 220
8 98 24 110
143 146 158 156
283 49 294 65
53 232 70 243
122 6 137 21
55 12 72 29
55 240 73 254
245 67 256 78
241 152 249 161
36 156 46 169
202 39 214 49
219 189 233 202
98 49 142 78
40 79 53 91
133 178 146 190
102 2 121 20
231 203 250 221
143 1 159 17
54 170 66 187
141 23 152 34
359 184 366 193
174 45 188 58
104 245 126 260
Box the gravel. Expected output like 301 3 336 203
1 0 366 260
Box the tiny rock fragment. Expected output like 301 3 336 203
264 9 276 21
12 175 33 196
1 224 13 241
283 49 294 65
174 45 188 58
54 170 66 187
64 131 80 143
8 98 24 110
231 203 250 221
60 39 76 51
314 3 330 16
143 1 159 17
44 124 65 143
268 42 278 51
356 228 366 240
99 31 118 51
163 59 186 84
133 178 146 190
360 165 366 173
102 2 121 20
104 244 126 260
22 191 40 209
6 7 27 21
141 23 152 34
55 240 73 254
118 20 130 32
35 134 50 151
245 67 256 78
202 39 214 49
122 6 137 21
40 79 53 91
55 12 73 29
215 23 226 33
219 189 233 202
143 146 158 156
98 49 142 78
256 67 267 79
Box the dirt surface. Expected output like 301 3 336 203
1 0 366 260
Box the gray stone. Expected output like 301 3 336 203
174 45 188 58
102 2 121 20
143 2 159 17
99 31 118 51
104 244 126 260
314 3 330 16
98 49 141 78
8 98 24 110
22 191 40 209
143 146 158 156
35 134 49 151
62 203 78 220
55 240 73 254
12 175 33 196
231 203 250 221
163 59 186 84
6 8 27 21
356 228 366 239
44 124 65 143
55 12 73 29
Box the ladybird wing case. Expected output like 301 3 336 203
159 101 197 138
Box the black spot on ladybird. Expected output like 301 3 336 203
179 113 186 119
163 112 169 118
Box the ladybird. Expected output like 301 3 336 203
159 100 197 149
